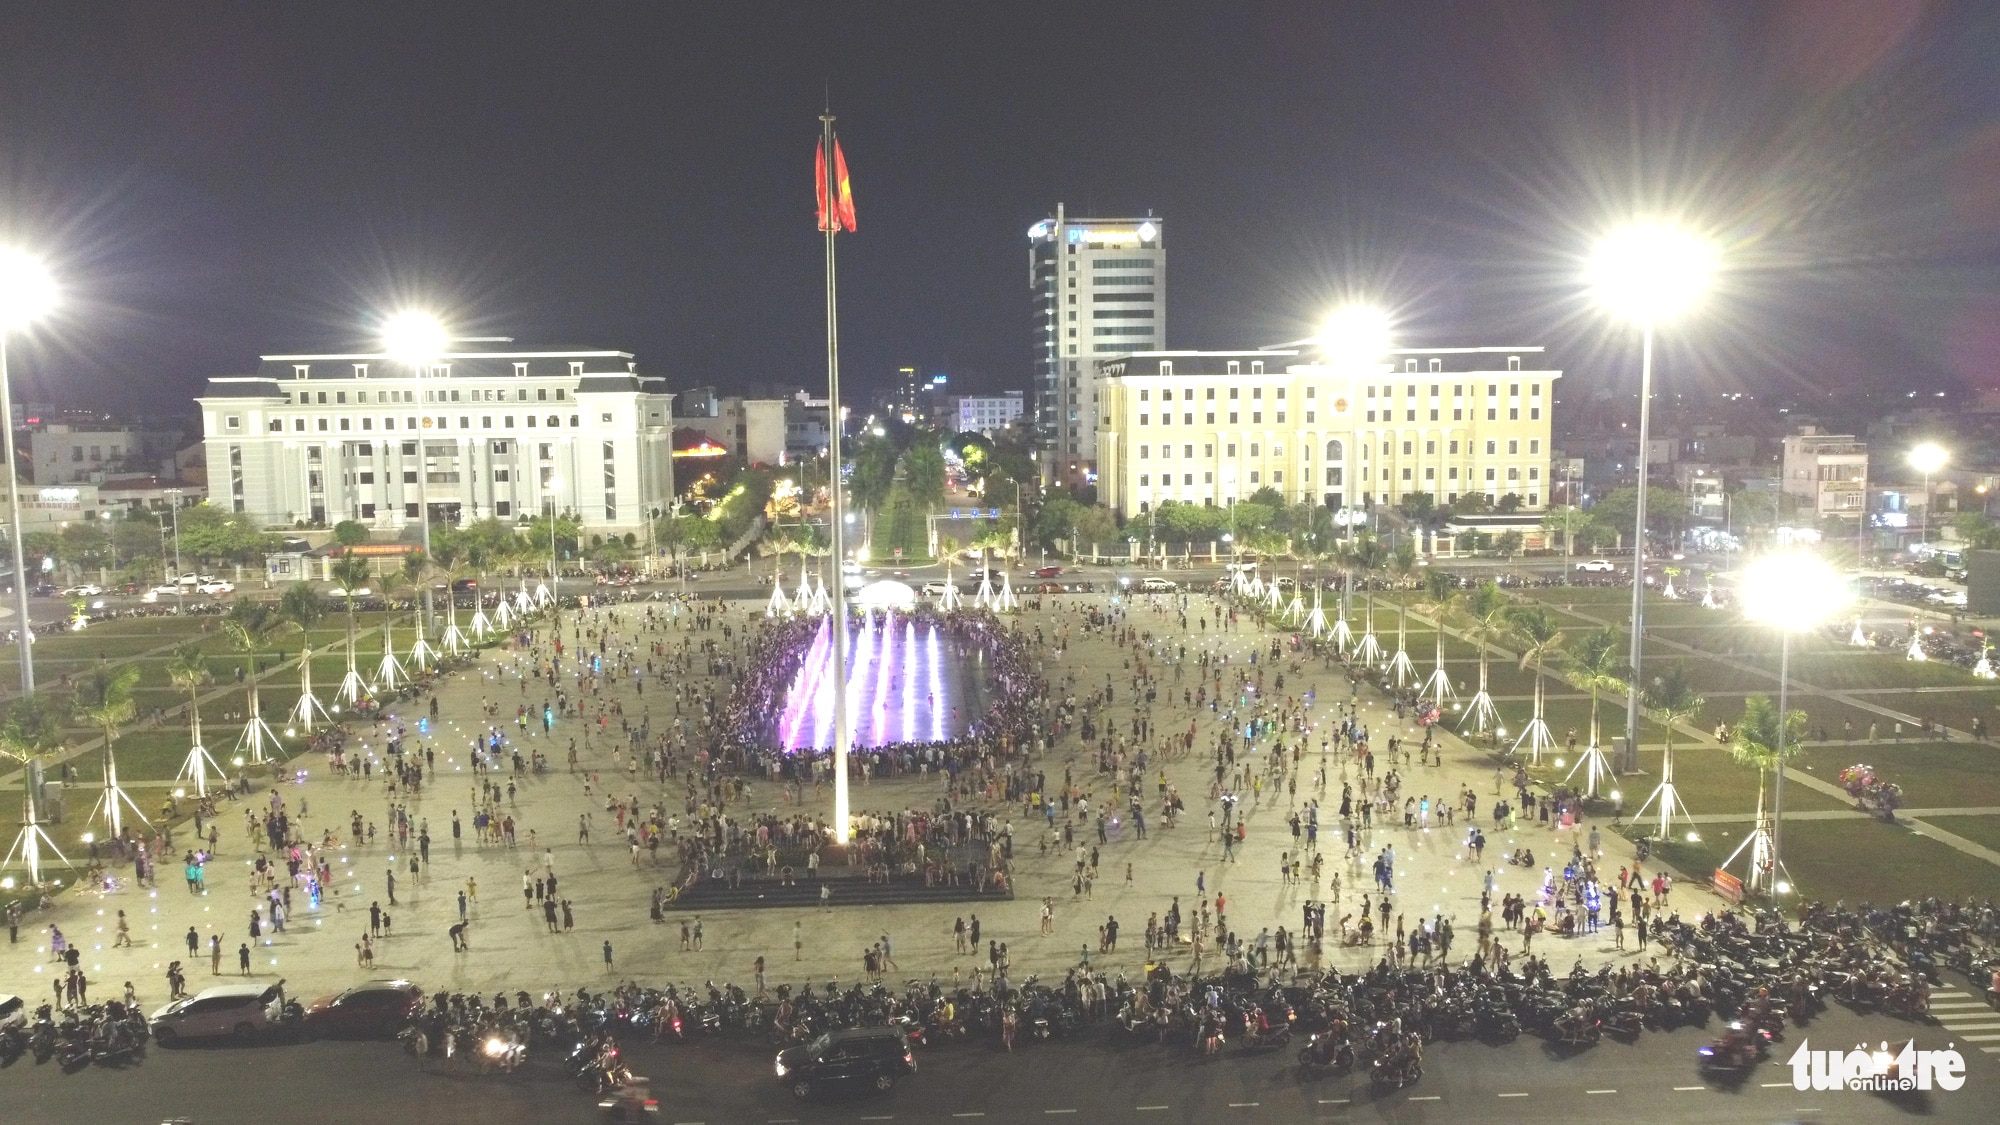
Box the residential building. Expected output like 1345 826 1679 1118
1780 427 1868 522
676 388 788 466
785 390 832 459
196 348 675 534
939 391 1025 436
1029 206 1166 482
28 422 185 485
1096 347 1560 519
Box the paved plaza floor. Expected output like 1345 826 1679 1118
1 592 1727 1010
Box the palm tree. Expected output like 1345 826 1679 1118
1458 580 1509 733
1562 627 1628 796
331 553 373 699
0 692 70 883
166 643 224 797
1414 569 1460 705
1725 693 1806 895
224 601 286 764
1508 603 1565 761
277 580 329 730
74 664 145 837
1636 661 1707 838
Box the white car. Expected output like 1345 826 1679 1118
327 586 372 598
0 993 24 1033
1139 577 1179 592
149 982 286 1044
60 584 103 597
919 581 954 597
196 580 235 595
141 583 181 602
1574 559 1615 573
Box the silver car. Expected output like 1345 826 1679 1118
150 983 285 1044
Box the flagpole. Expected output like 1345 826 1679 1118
821 111 853 846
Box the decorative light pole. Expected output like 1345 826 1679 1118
1586 222 1717 774
382 311 451 629
1741 551 1848 900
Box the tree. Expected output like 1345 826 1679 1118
1591 486 1692 543
0 692 65 773
1541 505 1591 560
1729 693 1805 787
1508 603 1566 756
1494 530 1524 558
1396 492 1439 527
330 554 373 661
1642 661 1706 764
72 663 142 833
1246 486 1286 510
899 441 948 513
165 644 212 715
1071 504 1119 550
332 521 371 547
849 438 899 514
173 504 278 564
278 581 325 635
224 601 288 761
1565 627 1629 750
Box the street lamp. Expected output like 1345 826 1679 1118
165 487 185 614
1742 551 1848 899
0 248 55 693
1587 221 1717 774
546 477 562 594
382 311 450 629
1908 442 1947 548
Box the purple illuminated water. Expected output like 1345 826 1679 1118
774 613 989 750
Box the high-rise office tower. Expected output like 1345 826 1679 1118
1029 205 1164 483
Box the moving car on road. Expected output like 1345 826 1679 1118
1032 565 1064 578
60 584 102 597
1574 559 1615 573
1139 577 1179 592
195 580 235 595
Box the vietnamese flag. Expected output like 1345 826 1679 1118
816 136 858 233
832 138 856 232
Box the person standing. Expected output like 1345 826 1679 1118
386 868 397 906
794 920 803 961
209 934 222 975
237 942 252 975
602 939 614 973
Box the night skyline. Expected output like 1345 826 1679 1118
2 1 1996 415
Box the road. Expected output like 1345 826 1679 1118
0 998 1992 1125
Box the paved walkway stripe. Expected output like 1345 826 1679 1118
1960 1033 2000 1042
1983 1047 2000 1054
1935 1020 2000 1030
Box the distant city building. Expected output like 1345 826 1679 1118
939 391 1025 436
1096 347 1559 519
28 422 185 485
1029 206 1166 483
1781 426 1868 522
676 387 788 466
785 390 832 459
196 348 675 534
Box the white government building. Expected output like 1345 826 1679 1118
197 348 675 535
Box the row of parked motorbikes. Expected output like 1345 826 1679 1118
0 1001 151 1070
373 898 1991 1100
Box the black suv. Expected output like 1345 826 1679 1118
775 1027 915 1099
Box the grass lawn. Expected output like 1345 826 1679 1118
1793 742 2000 810
1913 815 2000 854
1629 817 1999 905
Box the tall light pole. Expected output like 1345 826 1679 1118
1909 442 1947 549
1742 552 1847 899
1587 222 1716 774
1320 304 1391 551
546 480 561 593
382 311 451 630
0 249 56 694
166 487 185 614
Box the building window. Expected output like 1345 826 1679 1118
1139 445 1149 459
1485 440 1497 455
1139 474 1150 486
1249 471 1260 484
224 415 241 430
1509 408 1520 420
1529 439 1539 453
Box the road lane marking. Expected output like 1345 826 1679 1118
1046 1112 1078 1117
859 1119 893 1122
1674 1086 1706 1091
1136 1108 1170 1113
953 1116 986 1120
1229 1104 1260 1108
1963 1034 2000 1042
1407 1096 1440 1101
1496 1093 1529 1098
1585 1089 1617 1095
1317 1098 1351 1104
1762 1082 1792 1087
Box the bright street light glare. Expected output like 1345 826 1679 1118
0 248 58 331
1741 551 1849 632
381 310 450 365
1318 304 1392 364
1585 222 1716 324
1908 442 1948 475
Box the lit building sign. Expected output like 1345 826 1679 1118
38 488 81 502
672 441 729 459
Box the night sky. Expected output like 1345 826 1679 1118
1 1 1997 416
